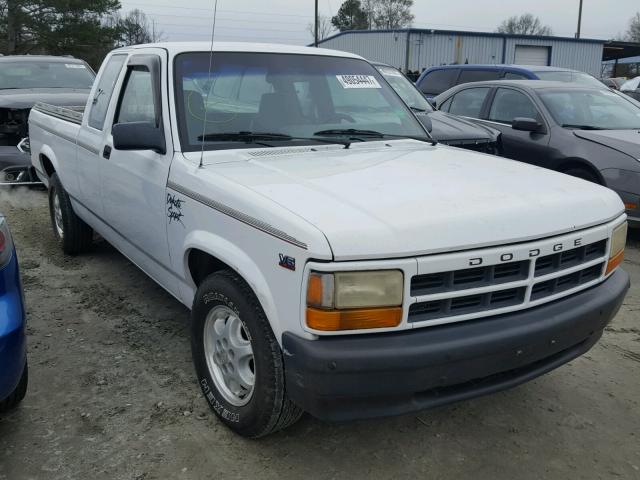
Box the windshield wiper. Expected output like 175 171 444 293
561 124 605 130
410 106 428 113
313 128 437 146
198 131 352 148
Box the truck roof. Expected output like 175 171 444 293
115 41 363 60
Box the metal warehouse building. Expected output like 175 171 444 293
317 29 605 76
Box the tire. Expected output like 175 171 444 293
48 172 93 255
0 362 28 413
191 271 303 438
562 167 600 184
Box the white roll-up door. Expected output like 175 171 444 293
514 45 550 66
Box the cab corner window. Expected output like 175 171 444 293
88 54 126 130
447 87 490 118
115 67 157 126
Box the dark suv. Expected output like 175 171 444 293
416 64 604 100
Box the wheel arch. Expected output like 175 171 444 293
556 158 604 185
182 230 282 340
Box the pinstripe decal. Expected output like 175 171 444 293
167 180 308 250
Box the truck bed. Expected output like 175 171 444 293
32 102 85 125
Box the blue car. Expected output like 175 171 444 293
0 214 27 412
416 64 605 100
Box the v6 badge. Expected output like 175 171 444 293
278 254 296 271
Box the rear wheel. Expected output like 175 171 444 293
0 363 28 413
191 271 302 437
48 173 93 254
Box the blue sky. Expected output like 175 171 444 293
119 0 640 44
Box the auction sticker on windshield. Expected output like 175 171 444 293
336 75 382 89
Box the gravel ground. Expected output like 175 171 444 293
0 188 639 480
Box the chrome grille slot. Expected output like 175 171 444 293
535 239 606 277
411 260 528 296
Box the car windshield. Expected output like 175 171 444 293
534 70 604 88
539 88 640 130
374 65 433 112
0 61 94 89
174 52 428 151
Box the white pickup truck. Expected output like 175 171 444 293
29 42 630 438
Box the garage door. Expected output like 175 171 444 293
514 45 550 66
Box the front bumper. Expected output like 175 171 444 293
283 269 629 422
0 249 27 401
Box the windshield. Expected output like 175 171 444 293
534 70 604 88
0 61 94 90
374 65 432 111
174 52 428 151
539 88 640 130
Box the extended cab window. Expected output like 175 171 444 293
446 87 490 118
88 54 126 130
489 88 539 124
115 68 157 125
174 52 427 151
418 69 458 96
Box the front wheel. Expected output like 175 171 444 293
562 167 600 185
191 271 302 438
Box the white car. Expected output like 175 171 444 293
29 42 630 437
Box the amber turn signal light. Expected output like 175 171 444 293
306 307 402 331
605 250 625 276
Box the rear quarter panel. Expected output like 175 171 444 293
29 109 81 193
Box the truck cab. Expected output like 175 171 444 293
29 43 629 438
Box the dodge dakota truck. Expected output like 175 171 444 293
29 42 630 438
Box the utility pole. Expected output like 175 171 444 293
576 0 583 39
314 0 319 47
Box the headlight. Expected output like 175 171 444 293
306 270 403 331
606 222 627 275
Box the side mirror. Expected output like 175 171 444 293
112 122 166 154
511 117 542 133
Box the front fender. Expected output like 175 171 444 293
181 229 282 340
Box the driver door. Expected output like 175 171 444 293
99 51 178 296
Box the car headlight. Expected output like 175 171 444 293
606 222 627 275
306 270 403 331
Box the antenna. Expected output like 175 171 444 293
199 0 219 169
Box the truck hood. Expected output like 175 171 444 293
421 110 499 144
0 88 90 109
204 141 623 260
573 129 640 159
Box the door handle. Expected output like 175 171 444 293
103 145 112 160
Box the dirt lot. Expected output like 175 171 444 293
0 188 639 480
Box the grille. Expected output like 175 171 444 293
534 240 606 277
411 260 528 296
409 237 609 324
530 263 604 301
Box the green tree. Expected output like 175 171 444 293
0 0 122 68
625 12 640 42
372 0 414 29
331 0 368 32
497 13 553 36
